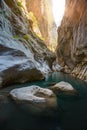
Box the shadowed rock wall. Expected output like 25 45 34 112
56 0 87 81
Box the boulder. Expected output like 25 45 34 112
10 85 57 116
50 81 76 94
0 48 44 87
52 62 64 72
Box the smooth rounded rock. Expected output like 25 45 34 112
50 81 76 94
10 85 57 116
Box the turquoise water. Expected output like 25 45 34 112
0 72 87 130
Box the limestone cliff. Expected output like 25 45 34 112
56 0 87 81
26 0 57 50
0 0 55 87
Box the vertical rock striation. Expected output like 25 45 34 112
0 0 55 87
26 0 57 50
56 0 87 81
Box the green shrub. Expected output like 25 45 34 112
3 11 7 18
13 35 21 39
17 2 23 8
23 34 30 41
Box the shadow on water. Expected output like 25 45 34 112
0 72 87 130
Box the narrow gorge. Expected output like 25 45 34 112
0 0 86 87
0 0 87 130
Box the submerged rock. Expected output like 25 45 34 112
50 81 76 94
10 85 57 116
0 94 9 103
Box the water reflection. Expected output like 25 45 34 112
0 72 87 130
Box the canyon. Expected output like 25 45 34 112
0 1 87 130
0 0 87 88
57 0 87 81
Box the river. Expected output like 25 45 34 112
0 72 87 130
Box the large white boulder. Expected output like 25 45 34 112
10 85 57 115
50 81 76 94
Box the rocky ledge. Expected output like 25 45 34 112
0 0 55 87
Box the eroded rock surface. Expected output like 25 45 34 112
10 85 57 115
0 0 55 87
56 0 87 81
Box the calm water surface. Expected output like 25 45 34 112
0 72 87 130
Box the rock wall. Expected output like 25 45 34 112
0 0 55 87
26 0 57 50
56 0 87 81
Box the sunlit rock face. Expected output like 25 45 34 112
0 0 55 87
56 0 87 81
26 0 57 50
